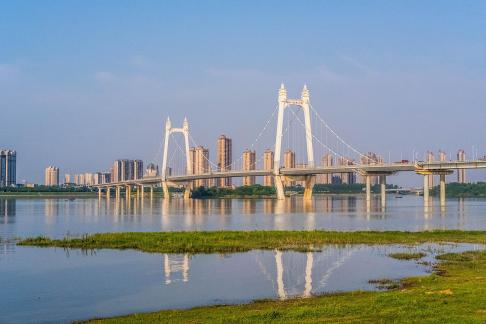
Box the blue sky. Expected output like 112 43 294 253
1 1 486 185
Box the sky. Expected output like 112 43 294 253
1 1 486 185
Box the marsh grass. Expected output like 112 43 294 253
18 230 486 254
389 251 427 260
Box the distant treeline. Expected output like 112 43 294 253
191 183 399 198
431 182 486 198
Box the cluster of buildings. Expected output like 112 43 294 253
45 160 160 187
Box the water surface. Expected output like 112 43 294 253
0 243 481 324
1 195 485 240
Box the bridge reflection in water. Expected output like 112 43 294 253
161 246 357 299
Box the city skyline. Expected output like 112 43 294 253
1 1 486 185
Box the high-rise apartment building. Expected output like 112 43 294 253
0 149 16 187
242 149 256 186
439 150 447 162
111 160 122 182
111 159 142 182
189 146 210 187
457 149 466 183
283 149 296 186
134 160 143 180
217 135 232 187
263 149 274 186
317 153 333 184
44 166 60 186
426 151 434 187
64 174 71 184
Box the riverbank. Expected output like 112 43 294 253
83 249 486 323
18 230 486 253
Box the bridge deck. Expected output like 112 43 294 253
92 160 486 188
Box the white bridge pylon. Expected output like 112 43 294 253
274 84 315 200
161 117 192 198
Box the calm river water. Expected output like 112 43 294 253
0 195 485 323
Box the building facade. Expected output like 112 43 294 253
189 146 210 187
217 135 232 187
134 160 144 180
283 149 296 186
263 149 274 186
111 159 142 182
44 166 60 186
242 149 256 186
0 149 16 187
337 157 355 184
317 153 333 184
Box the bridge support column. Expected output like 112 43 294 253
183 183 192 200
380 175 386 209
303 175 315 201
150 186 154 200
116 186 121 199
98 187 102 199
365 175 371 204
106 187 111 200
126 185 131 198
162 182 170 199
423 175 429 206
274 175 285 200
440 174 446 207
141 185 145 199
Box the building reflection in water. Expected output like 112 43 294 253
163 254 190 284
0 198 16 223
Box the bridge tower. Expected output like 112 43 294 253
161 117 193 199
273 84 315 200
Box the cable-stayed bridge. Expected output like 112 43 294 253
93 84 486 208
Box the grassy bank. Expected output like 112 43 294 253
18 230 486 254
84 249 486 323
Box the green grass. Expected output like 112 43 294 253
389 252 427 260
18 230 486 254
79 249 486 323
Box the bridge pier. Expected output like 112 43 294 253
98 187 102 199
303 175 315 201
126 185 131 198
365 175 371 205
440 173 446 208
116 186 121 199
106 187 111 200
380 175 386 209
423 174 429 206
150 186 154 200
183 183 192 200
274 175 285 200
162 182 170 199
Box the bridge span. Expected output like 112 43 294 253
91 84 485 210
